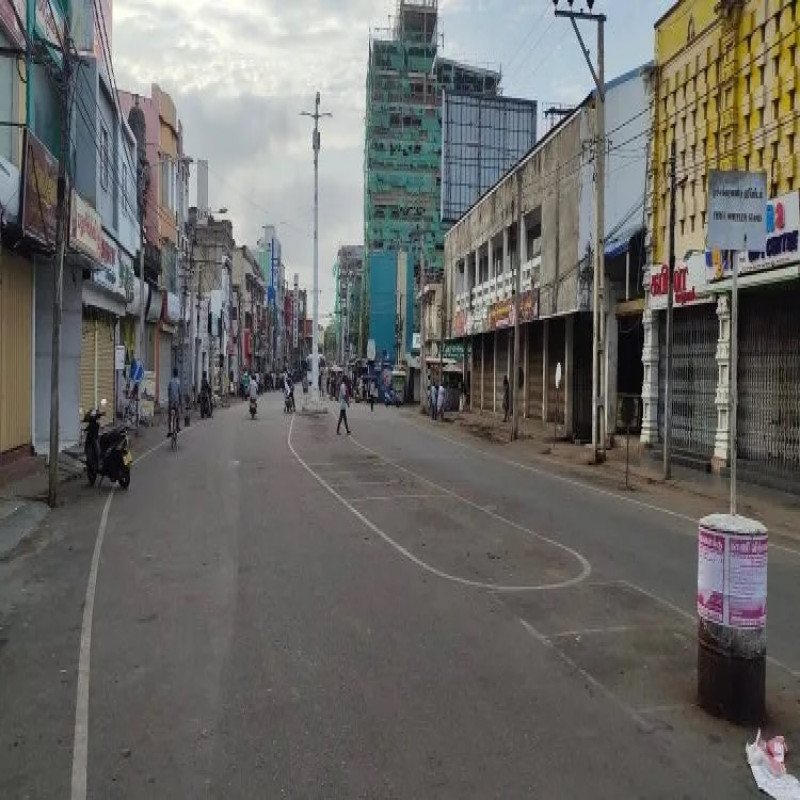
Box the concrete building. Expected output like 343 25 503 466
334 245 364 364
118 84 190 408
445 66 651 440
256 226 285 373
189 209 234 395
364 0 501 359
642 0 800 488
231 245 266 378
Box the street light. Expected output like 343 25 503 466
301 92 332 408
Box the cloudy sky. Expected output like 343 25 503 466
112 0 674 321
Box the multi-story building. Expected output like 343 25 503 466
642 0 800 487
231 245 265 377
256 226 284 372
334 245 364 363
444 66 651 440
188 208 234 396
119 84 190 408
364 0 502 358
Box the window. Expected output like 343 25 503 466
773 98 780 122
680 219 686 236
773 55 780 77
759 64 765 87
100 127 109 189
744 154 750 171
691 215 696 233
701 210 707 228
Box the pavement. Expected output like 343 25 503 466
0 392 797 798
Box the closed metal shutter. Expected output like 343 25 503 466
80 313 116 425
495 329 511 411
738 285 800 477
80 317 95 417
572 314 593 441
96 316 115 418
527 324 543 419
0 251 33 453
657 304 717 458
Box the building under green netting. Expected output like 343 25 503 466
364 0 500 280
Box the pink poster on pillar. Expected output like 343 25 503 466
727 534 768 628
697 528 725 624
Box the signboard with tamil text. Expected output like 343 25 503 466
649 253 710 311
70 191 102 261
707 170 768 252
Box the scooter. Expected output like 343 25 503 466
249 397 257 419
83 399 132 489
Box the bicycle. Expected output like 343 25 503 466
169 406 178 450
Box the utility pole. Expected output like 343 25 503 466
664 140 677 480
511 172 522 441
301 92 332 405
554 0 606 461
48 36 74 508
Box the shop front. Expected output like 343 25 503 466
0 151 33 456
157 291 180 405
72 196 127 422
641 253 717 463
705 190 800 486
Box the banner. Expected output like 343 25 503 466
70 191 102 260
21 130 60 247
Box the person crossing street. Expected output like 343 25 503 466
337 378 351 435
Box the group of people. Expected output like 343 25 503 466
428 382 446 422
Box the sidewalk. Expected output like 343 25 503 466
0 409 190 560
406 405 800 545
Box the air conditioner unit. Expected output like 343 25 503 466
0 155 21 222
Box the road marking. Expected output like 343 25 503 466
546 624 640 640
618 579 800 680
350 494 446 503
347 433 592 586
69 420 200 799
288 416 590 592
328 479 401 487
397 415 800 559
518 618 652 732
70 489 114 800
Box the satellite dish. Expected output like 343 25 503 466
555 362 562 390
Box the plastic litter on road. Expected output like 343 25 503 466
747 730 800 799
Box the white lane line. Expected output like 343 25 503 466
70 489 114 800
69 421 199 799
328 480 401 487
288 416 590 592
398 416 800 559
518 618 652 732
618 579 800 680
546 625 640 640
347 434 592 586
350 494 447 503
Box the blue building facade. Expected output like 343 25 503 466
368 250 397 363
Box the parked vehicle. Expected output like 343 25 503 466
83 399 132 489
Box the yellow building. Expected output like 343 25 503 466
642 0 800 485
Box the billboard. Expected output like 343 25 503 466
707 170 767 252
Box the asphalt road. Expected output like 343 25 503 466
1 393 798 798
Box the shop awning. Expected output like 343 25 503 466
605 224 644 260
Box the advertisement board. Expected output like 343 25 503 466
648 253 709 310
21 130 60 247
70 191 102 261
707 170 768 252
706 191 800 282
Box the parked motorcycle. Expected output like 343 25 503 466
83 400 132 489
249 397 257 419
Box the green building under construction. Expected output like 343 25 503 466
364 0 501 285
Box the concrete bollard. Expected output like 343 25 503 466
697 513 768 726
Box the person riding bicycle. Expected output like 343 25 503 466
167 368 182 438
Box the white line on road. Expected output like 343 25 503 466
287 416 591 592
397 415 800 559
546 625 640 640
350 494 447 503
69 421 198 800
518 618 652 732
347 433 592 586
70 489 113 800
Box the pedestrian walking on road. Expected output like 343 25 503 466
502 375 510 422
369 380 378 411
337 379 351 435
430 382 438 421
437 383 445 422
